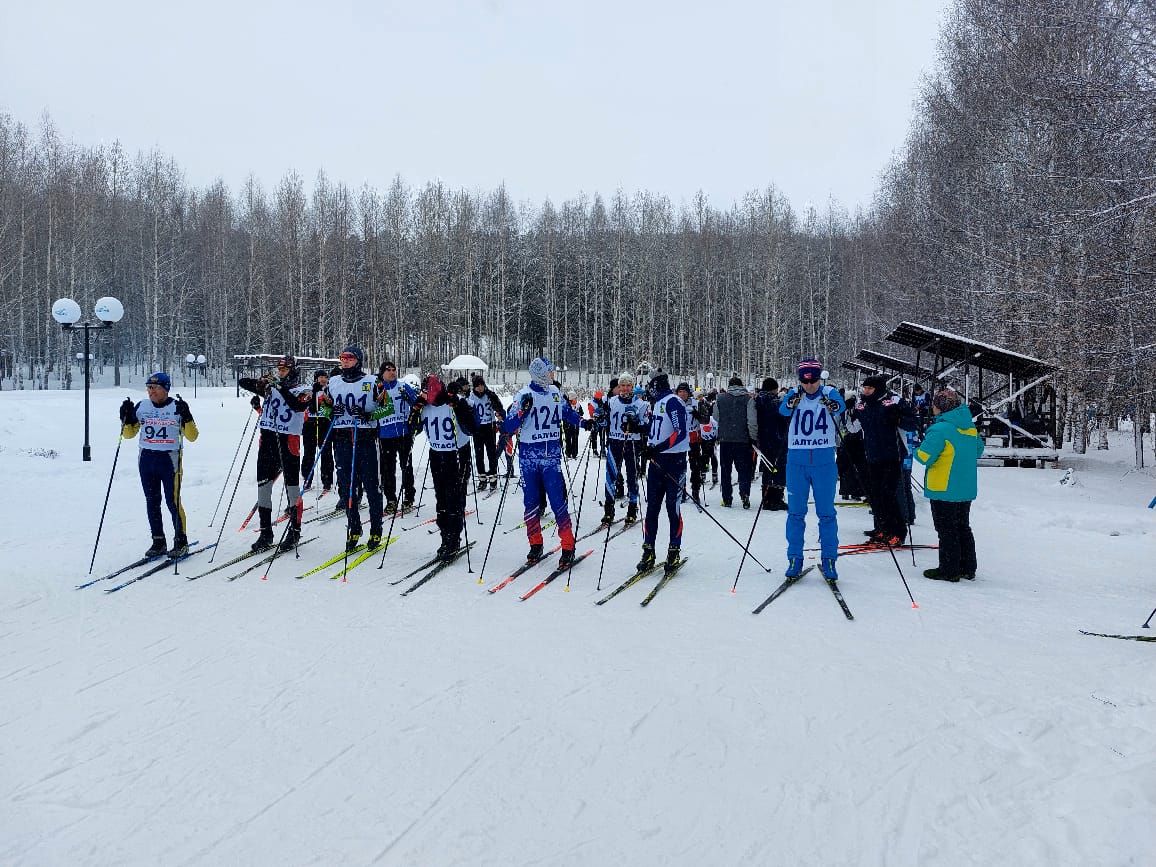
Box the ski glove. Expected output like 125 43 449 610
119 398 137 425
348 405 371 422
520 394 534 414
786 391 803 410
580 419 593 431
820 395 841 414
174 398 193 423
250 395 262 411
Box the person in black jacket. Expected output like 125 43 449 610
754 377 788 510
855 375 917 545
301 369 334 494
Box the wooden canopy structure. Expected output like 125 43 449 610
884 322 1061 465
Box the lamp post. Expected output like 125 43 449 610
52 296 124 461
185 353 207 397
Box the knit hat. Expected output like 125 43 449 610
617 372 634 386
529 356 554 387
932 388 963 413
861 374 888 392
675 381 691 395
761 377 778 392
340 345 364 366
797 357 823 383
146 371 171 391
314 368 328 380
648 372 671 393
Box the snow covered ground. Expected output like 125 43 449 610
1 387 1153 866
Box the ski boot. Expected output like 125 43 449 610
279 526 301 552
558 548 576 569
527 543 544 563
366 533 383 552
333 500 346 513
624 501 639 525
346 531 361 552
820 557 838 582
401 497 415 512
785 557 805 579
636 544 656 572
251 507 275 553
923 568 960 583
664 545 681 573
439 537 461 562
741 494 751 510
169 534 189 558
385 499 398 515
600 500 615 526
145 535 168 558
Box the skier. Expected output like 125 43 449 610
410 373 476 560
713 376 758 508
301 369 334 494
636 372 690 573
375 360 419 513
701 388 720 485
501 356 581 567
238 355 312 553
562 390 582 459
119 372 199 557
675 381 708 503
779 357 846 581
597 372 648 526
467 374 505 489
319 346 390 552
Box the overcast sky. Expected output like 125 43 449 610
1 0 949 215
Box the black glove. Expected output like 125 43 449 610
330 400 347 417
250 395 262 411
349 405 370 422
820 395 841 413
174 397 193 424
119 398 137 425
786 390 803 410
581 418 593 431
520 394 534 414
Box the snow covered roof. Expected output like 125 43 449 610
855 349 934 378
886 322 1059 378
441 354 487 371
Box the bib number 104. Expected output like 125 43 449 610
792 407 829 437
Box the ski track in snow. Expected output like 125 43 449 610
1 388 1154 865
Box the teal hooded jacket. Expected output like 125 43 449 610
914 403 984 502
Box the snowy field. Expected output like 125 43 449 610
1 387 1153 866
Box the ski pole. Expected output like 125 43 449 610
461 456 474 573
88 428 125 574
1142 605 1155 629
476 438 520 583
592 428 605 502
210 406 256 526
209 418 259 563
729 482 765 593
565 432 598 590
650 459 772 572
260 426 306 580
302 415 336 491
339 423 360 582
414 438 430 513
469 452 483 525
594 495 616 592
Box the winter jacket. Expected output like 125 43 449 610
855 390 916 463
754 389 788 465
914 403 984 501
712 385 757 444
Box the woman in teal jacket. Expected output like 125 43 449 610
914 389 984 581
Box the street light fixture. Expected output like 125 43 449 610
52 296 124 461
185 353 207 397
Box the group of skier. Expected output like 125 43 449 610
118 349 982 589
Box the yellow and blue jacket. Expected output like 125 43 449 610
914 403 983 501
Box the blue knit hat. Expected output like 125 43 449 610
146 371 171 391
529 356 554 387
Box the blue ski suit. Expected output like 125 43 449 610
779 385 846 560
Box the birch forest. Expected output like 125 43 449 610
1 0 1153 429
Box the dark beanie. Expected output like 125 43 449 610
675 381 691 395
862 375 888 392
649 372 670 392
761 377 777 392
472 374 485 388
314 368 327 380
728 375 743 387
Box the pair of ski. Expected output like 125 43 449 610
186 537 319 582
102 542 217 593
595 556 691 607
388 543 477 595
294 537 399 581
487 548 594 600
752 566 854 620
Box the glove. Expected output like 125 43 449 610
786 390 802 410
250 395 262 411
349 406 371 422
174 397 193 424
330 401 347 417
520 394 534 414
820 396 840 413
119 398 137 425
